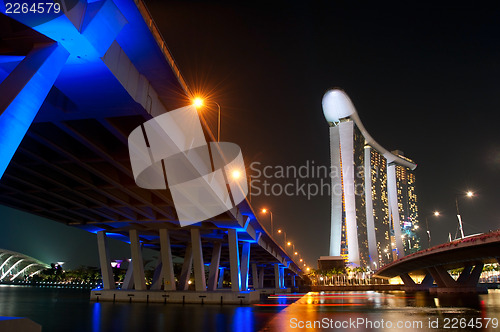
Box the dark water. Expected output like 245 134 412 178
0 285 499 331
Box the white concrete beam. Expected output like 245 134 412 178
240 242 250 290
274 264 280 289
191 229 206 292
207 242 222 291
228 229 241 292
179 244 193 291
251 263 259 289
159 228 176 291
97 231 115 290
129 229 146 291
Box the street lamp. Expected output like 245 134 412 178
277 228 287 247
192 97 222 142
261 208 273 235
455 191 474 239
424 211 440 248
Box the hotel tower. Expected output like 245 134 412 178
322 89 420 269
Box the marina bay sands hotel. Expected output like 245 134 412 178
322 89 420 269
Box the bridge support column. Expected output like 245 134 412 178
96 231 115 290
251 263 259 289
428 266 456 288
421 273 434 287
456 265 473 284
0 43 69 179
466 263 484 287
259 267 265 289
427 263 485 293
150 258 162 290
400 273 416 287
207 242 222 291
159 228 176 291
274 264 280 289
129 229 146 291
217 267 225 289
240 242 250 291
228 229 241 292
122 260 134 290
191 229 206 292
179 244 193 291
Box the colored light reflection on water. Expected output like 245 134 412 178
0 287 499 331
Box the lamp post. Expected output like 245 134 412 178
192 97 221 142
424 211 440 248
261 208 273 236
455 191 473 239
277 229 287 247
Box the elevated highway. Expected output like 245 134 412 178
0 0 303 303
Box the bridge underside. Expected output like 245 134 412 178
0 1 302 302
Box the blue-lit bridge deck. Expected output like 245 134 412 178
0 0 302 303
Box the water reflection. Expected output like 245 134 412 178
0 286 499 331
261 291 500 331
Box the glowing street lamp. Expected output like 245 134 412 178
277 228 287 247
294 252 298 255
231 170 241 179
261 208 274 235
424 211 440 248
192 97 222 142
455 191 474 239
192 97 204 108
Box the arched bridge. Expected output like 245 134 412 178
374 231 500 293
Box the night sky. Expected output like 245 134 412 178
145 2 500 265
1 3 500 268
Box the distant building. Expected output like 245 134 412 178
322 89 420 269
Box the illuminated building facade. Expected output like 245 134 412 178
323 89 420 269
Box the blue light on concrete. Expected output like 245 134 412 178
0 43 69 179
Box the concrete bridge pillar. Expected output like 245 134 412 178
279 267 285 288
428 266 456 288
129 229 146 290
274 264 281 289
178 244 193 291
259 267 265 289
159 228 176 291
251 263 259 289
191 229 206 292
217 267 225 289
0 43 69 179
240 242 251 291
207 242 222 291
96 231 115 290
426 263 485 292
228 229 241 292
121 260 134 290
